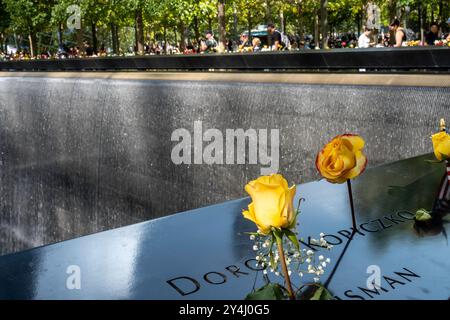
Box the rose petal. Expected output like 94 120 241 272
342 134 365 151
344 151 367 180
432 132 450 161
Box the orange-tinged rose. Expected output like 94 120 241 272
316 134 367 184
431 131 450 161
242 174 296 234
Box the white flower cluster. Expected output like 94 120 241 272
309 233 334 250
250 231 333 284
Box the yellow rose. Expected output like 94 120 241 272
431 131 450 161
243 174 297 234
316 134 367 184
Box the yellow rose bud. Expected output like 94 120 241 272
431 131 450 161
316 134 368 184
242 174 297 234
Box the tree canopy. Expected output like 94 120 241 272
0 0 448 56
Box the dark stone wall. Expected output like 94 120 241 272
0 76 448 255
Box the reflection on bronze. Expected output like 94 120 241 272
413 218 448 239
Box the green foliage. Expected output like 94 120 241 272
309 284 334 300
245 283 286 300
4 0 51 34
0 0 11 31
1 0 448 53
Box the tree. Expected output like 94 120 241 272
217 0 226 51
231 0 265 40
4 0 52 57
1 0 447 55
82 0 109 54
106 0 131 54
0 0 11 52
50 0 69 48
125 0 145 54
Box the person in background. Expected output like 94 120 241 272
425 22 440 45
99 44 107 56
227 39 233 52
84 41 95 56
375 37 385 48
383 33 390 47
304 40 311 49
252 37 262 52
238 33 252 52
358 27 374 48
389 19 406 47
184 43 195 54
267 23 283 51
201 30 218 53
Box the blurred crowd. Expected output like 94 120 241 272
1 19 449 62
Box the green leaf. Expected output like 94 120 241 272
283 229 300 252
309 285 334 300
415 209 433 221
425 159 444 164
272 229 283 243
245 283 287 300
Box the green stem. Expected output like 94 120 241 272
276 236 295 300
